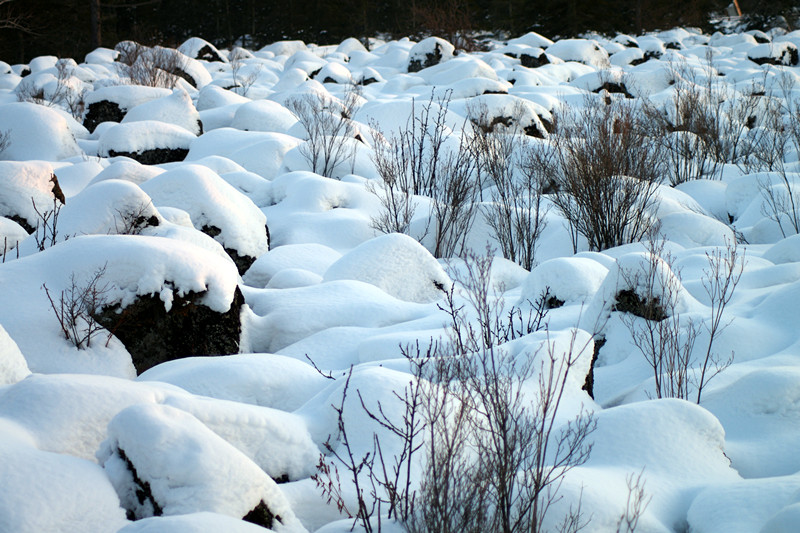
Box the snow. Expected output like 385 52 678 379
5 27 800 533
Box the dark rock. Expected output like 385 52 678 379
243 500 280 530
664 41 682 50
84 100 126 133
9 214 34 234
612 289 667 321
195 44 225 62
108 147 189 165
118 448 162 520
519 52 550 68
322 77 338 84
546 295 565 309
93 285 245 374
594 81 633 99
524 123 546 139
582 336 605 399
201 224 262 276
538 115 554 134
749 46 799 67
408 43 444 73
361 77 379 85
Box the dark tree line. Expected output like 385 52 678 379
0 0 797 64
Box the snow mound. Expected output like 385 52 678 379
187 128 301 179
98 403 307 532
83 84 171 116
162 394 321 480
244 280 432 352
140 164 269 260
138 353 328 411
231 99 299 133
98 120 196 156
545 39 610 68
0 429 128 533
323 233 450 303
0 160 60 231
407 37 455 72
242 242 342 288
518 256 609 307
0 325 30 385
0 102 82 160
587 250 702 326
16 179 161 255
122 88 202 135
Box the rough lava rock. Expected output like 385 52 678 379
93 286 245 374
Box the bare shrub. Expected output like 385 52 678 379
286 85 362 179
0 128 9 158
116 42 187 89
620 237 743 402
400 249 595 533
469 102 549 270
616 470 650 533
42 265 111 350
646 53 761 185
16 60 87 119
370 91 480 258
549 96 665 252
313 250 596 532
229 47 261 97
114 202 159 235
32 197 63 251
411 0 479 51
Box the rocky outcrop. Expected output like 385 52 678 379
93 286 244 374
107 147 189 165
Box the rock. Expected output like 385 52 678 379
108 147 189 165
612 288 667 321
93 286 244 374
520 50 550 68
84 100 126 133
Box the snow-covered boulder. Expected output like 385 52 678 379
0 102 82 160
140 164 270 273
545 38 610 68
98 403 307 532
121 88 202 135
407 37 455 72
747 42 799 66
138 353 328 410
518 257 609 308
243 242 342 288
0 160 64 233
230 99 298 133
83 85 172 133
98 120 196 164
179 37 227 63
0 422 128 533
323 233 450 303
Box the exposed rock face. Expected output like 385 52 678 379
84 100 126 133
107 148 189 165
243 500 278 529
612 289 667 321
520 51 550 68
94 286 244 374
